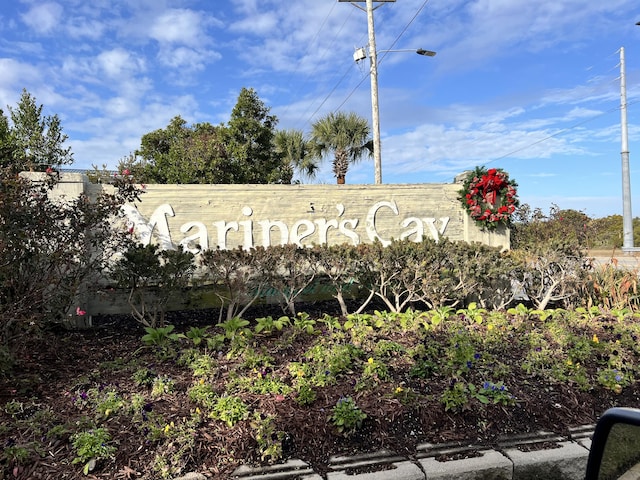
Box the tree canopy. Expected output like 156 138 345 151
135 116 232 184
1 89 73 172
309 111 372 184
131 88 302 185
224 87 289 184
273 129 318 181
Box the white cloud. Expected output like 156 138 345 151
0 58 41 90
104 96 135 118
97 48 145 79
157 46 220 72
65 17 106 40
21 2 63 35
69 94 200 169
229 12 278 35
228 1 363 75
149 9 207 46
528 172 558 178
380 115 588 178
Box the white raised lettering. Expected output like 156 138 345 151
400 217 423 242
366 201 398 246
123 203 175 249
212 220 238 250
239 206 254 250
125 201 454 252
291 220 316 247
314 218 338 245
179 222 208 253
258 220 288 246
423 217 450 242
339 219 360 245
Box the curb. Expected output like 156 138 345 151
327 450 423 479
231 459 322 479
229 427 595 480
504 441 588 480
420 449 511 480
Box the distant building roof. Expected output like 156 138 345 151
60 168 117 175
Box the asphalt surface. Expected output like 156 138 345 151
590 252 640 270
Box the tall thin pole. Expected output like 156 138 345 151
620 47 634 250
365 0 382 184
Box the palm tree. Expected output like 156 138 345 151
310 112 372 184
273 129 318 181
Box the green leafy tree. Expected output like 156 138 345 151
273 129 318 181
309 111 372 184
224 87 290 184
588 215 640 249
131 88 292 184
590 215 624 249
135 116 232 184
6 89 73 171
0 110 18 171
511 203 592 252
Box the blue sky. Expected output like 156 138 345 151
1 1 640 218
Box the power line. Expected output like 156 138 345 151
329 0 431 114
279 2 348 122
378 0 430 66
297 13 369 129
486 98 640 166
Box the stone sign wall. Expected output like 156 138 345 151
117 183 509 251
30 172 509 251
25 173 509 320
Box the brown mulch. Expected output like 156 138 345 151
1 302 638 479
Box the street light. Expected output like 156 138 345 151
339 0 391 184
355 48 436 61
416 49 437 57
352 46 436 184
340 0 436 184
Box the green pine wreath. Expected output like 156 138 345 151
458 167 519 230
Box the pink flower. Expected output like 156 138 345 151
123 169 130 175
76 307 86 316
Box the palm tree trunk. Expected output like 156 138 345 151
333 150 349 184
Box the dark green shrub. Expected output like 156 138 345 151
108 243 195 327
0 167 139 347
200 246 275 322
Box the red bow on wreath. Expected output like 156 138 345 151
458 166 519 230
475 168 506 205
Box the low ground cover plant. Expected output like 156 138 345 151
3 299 640 478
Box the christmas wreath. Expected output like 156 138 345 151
458 167 519 230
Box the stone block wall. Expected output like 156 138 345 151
25 174 510 319
120 182 509 252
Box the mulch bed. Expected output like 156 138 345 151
1 302 638 479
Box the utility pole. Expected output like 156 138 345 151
620 47 634 251
366 0 382 185
339 0 396 185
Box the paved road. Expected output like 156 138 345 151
590 254 640 270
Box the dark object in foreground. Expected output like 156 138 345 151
586 407 640 480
